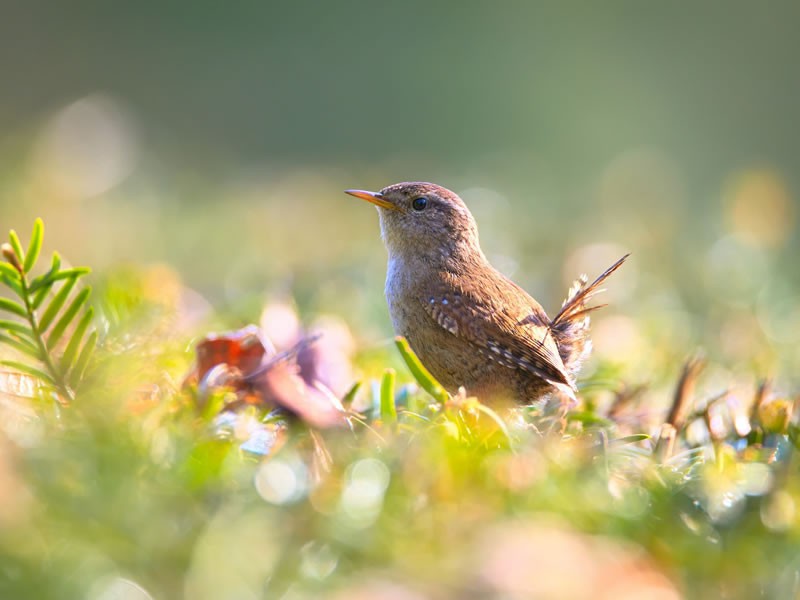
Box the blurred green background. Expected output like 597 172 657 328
2 4 800 599
1 1 798 383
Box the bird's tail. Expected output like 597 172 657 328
550 254 630 376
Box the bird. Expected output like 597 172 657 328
345 182 628 404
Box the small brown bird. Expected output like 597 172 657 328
346 182 628 404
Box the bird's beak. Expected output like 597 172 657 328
344 189 398 210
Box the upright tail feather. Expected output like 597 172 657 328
550 254 630 376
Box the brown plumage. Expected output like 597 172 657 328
345 182 628 404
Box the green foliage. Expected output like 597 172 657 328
379 368 397 424
2 341 796 599
395 336 449 404
0 220 798 600
0 219 95 403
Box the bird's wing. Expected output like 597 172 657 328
421 273 573 390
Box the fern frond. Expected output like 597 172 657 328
48 287 91 349
0 319 33 337
0 220 97 404
0 333 40 359
71 330 97 387
61 307 94 375
0 359 57 388
39 277 78 332
22 219 43 274
30 266 91 294
0 262 19 280
1 272 24 296
0 297 27 319
7 230 25 265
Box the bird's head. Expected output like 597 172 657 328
345 182 482 263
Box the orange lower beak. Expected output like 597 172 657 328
344 189 398 210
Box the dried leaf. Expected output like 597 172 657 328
0 360 57 388
193 325 346 428
196 325 266 381
0 369 39 399
251 359 346 429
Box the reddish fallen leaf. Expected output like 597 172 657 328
196 325 267 384
190 325 346 428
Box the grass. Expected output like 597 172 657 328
0 221 798 600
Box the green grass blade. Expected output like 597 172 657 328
8 230 25 266
380 368 397 423
0 297 27 319
0 359 56 387
38 276 77 331
71 330 97 387
567 411 615 428
60 306 94 374
23 218 43 274
788 424 800 451
394 336 448 404
612 433 651 446
48 287 91 349
341 381 362 406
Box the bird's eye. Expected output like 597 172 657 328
412 197 428 211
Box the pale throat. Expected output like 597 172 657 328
380 212 482 259
383 234 488 300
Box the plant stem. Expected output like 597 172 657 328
17 268 74 404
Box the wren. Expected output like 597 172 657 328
345 182 627 404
